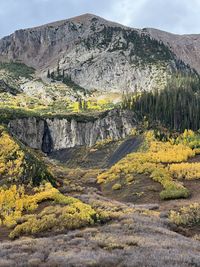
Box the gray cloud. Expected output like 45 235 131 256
127 0 200 34
0 0 200 38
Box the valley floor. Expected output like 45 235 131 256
0 197 200 267
0 138 200 267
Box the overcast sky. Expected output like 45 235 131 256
0 0 200 38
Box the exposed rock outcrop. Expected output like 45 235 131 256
8 109 136 152
0 14 194 93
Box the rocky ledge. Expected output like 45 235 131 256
8 109 136 153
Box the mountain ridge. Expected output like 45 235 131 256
2 13 199 39
1 14 131 36
0 13 199 92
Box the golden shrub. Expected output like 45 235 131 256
168 163 200 180
97 132 193 200
0 182 99 239
169 203 200 225
112 183 122 190
0 127 25 181
9 202 96 239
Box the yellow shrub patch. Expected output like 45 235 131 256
0 183 98 238
168 163 200 180
0 126 25 181
97 133 193 200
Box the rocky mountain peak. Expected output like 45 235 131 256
0 14 199 93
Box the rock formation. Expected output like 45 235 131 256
0 14 196 93
8 109 136 152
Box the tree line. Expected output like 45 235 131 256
122 74 200 131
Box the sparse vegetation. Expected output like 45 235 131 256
170 203 200 226
98 131 194 200
95 138 113 149
0 94 117 120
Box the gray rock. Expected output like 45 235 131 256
8 109 136 152
0 14 196 93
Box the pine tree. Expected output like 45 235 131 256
50 71 55 80
57 61 60 76
83 100 87 110
47 69 50 78
78 98 82 110
121 73 200 131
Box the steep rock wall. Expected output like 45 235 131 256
8 109 136 153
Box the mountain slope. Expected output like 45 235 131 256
145 28 200 74
0 14 195 93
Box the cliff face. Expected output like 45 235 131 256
8 109 136 153
0 14 193 93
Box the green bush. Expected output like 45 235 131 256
0 62 35 79
160 187 189 200
169 203 200 226
112 183 122 190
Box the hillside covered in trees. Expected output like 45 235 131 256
122 74 200 131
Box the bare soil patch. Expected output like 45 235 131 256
101 174 162 204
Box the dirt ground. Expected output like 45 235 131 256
49 140 200 214
0 143 200 266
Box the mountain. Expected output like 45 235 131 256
0 13 198 93
144 28 200 74
1 14 200 266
